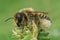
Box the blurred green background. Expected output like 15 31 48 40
0 0 60 40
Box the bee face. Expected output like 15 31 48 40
14 12 28 27
14 12 23 27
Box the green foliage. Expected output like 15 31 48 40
37 30 50 40
0 0 60 40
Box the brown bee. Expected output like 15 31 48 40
5 8 52 39
5 8 51 32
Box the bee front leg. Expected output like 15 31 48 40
21 23 24 33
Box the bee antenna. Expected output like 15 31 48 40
5 17 14 22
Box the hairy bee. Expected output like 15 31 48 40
5 8 51 32
5 8 51 40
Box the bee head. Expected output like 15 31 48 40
14 12 28 27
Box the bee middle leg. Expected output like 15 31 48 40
35 15 41 31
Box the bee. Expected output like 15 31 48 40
5 8 51 32
5 8 52 39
